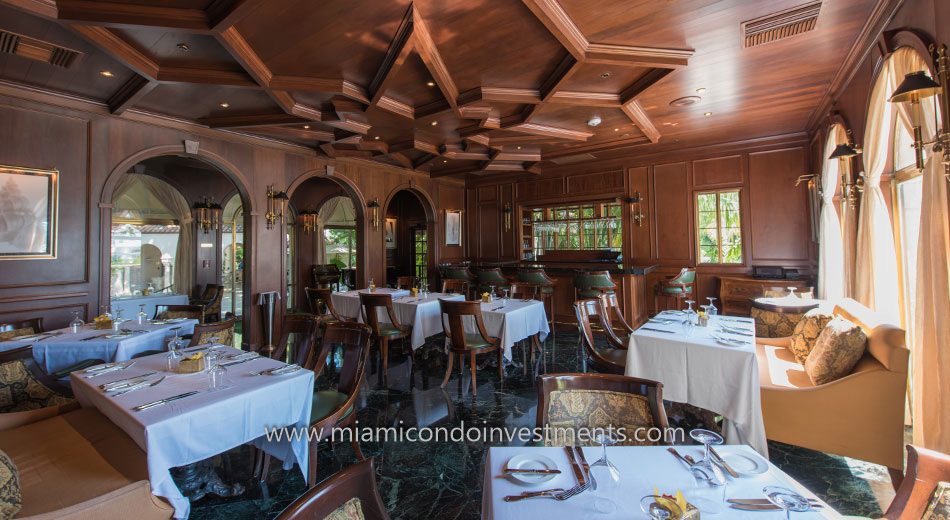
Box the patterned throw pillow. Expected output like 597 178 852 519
544 389 657 446
788 309 834 365
0 448 21 520
923 481 950 520
323 497 365 520
0 328 34 342
804 317 867 386
0 360 72 413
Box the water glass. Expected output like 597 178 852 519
589 432 621 514
68 310 85 334
207 351 228 390
137 304 148 325
706 297 718 316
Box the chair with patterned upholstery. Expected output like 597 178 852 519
476 268 511 296
439 299 502 396
275 458 388 519
395 276 416 290
883 445 950 518
359 293 411 384
0 318 44 342
187 319 236 347
653 267 696 312
190 284 224 322
575 298 626 374
0 346 76 418
154 304 205 323
536 373 668 447
517 269 556 334
441 279 470 296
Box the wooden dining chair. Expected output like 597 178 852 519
883 445 950 518
601 293 635 346
0 345 78 406
395 276 416 290
438 299 502 396
574 299 626 374
187 319 236 347
271 314 321 366
0 318 44 341
509 282 539 300
358 293 411 384
275 458 389 519
190 284 224 322
154 304 205 323
304 287 351 323
536 373 668 446
441 279 469 296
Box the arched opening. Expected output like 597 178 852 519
106 154 252 345
288 176 364 307
383 188 436 289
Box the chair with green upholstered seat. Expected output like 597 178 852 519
573 270 617 300
476 268 511 296
359 293 412 385
439 299 502 396
517 269 556 334
574 298 626 374
653 267 696 312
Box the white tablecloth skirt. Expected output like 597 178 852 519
330 291 460 348
112 294 189 320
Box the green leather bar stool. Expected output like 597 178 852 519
476 268 511 296
654 267 696 312
573 270 617 300
517 268 556 335
443 266 476 299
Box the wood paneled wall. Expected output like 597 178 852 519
466 134 816 313
0 86 465 349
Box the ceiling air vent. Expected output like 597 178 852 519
0 30 83 68
741 1 822 48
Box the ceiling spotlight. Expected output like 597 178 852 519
303 125 310 129
704 112 712 117
99 70 114 77
517 146 522 149
696 87 707 93
443 160 448 163
587 115 602 127
220 102 230 108
426 81 435 87
430 121 438 126
613 128 619 132
176 42 191 52
374 136 380 140
600 71 612 79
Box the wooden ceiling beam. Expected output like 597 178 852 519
411 6 460 114
493 148 542 161
376 96 414 119
414 99 451 119
369 5 415 104
215 26 273 85
199 113 307 128
268 75 369 103
156 65 258 88
620 99 660 143
107 73 156 114
619 68 673 102
207 0 267 32
507 122 592 141
585 43 692 68
247 125 335 142
488 134 563 146
483 160 527 171
70 25 159 78
521 0 587 60
413 152 439 169
549 91 620 107
388 151 414 169
440 143 490 161
55 0 210 32
429 165 479 178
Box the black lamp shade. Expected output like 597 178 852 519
829 143 859 159
890 71 942 103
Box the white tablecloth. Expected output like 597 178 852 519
112 294 189 320
474 300 550 361
625 313 768 457
482 446 841 519
17 320 198 373
71 348 313 518
331 291 463 348
330 288 410 320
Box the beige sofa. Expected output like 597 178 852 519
755 298 908 486
0 406 173 519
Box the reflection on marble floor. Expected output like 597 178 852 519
189 328 893 520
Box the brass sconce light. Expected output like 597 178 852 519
828 128 864 209
265 185 288 230
299 210 319 234
503 203 513 231
192 197 222 234
626 192 645 227
367 198 380 231
889 44 950 180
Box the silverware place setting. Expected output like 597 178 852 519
727 498 822 511
82 361 136 378
99 371 158 390
107 376 166 397
133 391 199 412
257 364 303 376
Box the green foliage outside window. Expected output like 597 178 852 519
697 190 743 264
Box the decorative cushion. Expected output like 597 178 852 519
164 310 202 320
804 317 868 386
752 307 807 338
0 328 34 342
544 389 656 447
923 481 950 520
323 497 365 520
195 328 234 347
0 360 72 413
0 448 21 520
788 309 834 365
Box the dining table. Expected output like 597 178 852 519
0 319 198 374
111 293 189 320
330 289 464 349
474 299 550 361
482 445 842 519
625 311 768 457
70 346 314 519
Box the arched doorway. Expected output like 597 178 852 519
287 175 364 308
104 154 253 345
383 189 436 289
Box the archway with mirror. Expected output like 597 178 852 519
108 155 251 345
383 189 436 290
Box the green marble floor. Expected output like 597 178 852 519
187 328 894 519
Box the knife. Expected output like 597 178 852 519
99 371 157 390
109 376 166 396
83 361 136 378
133 391 198 411
574 446 597 491
640 327 676 334
667 447 693 469
564 446 586 487
710 447 739 478
728 498 821 507
503 468 562 474
81 334 110 342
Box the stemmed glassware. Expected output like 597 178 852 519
689 428 727 503
684 300 697 334
112 308 125 332
639 495 681 519
706 297 718 316
207 350 228 391
690 428 724 466
502 288 510 305
787 286 797 299
589 432 622 514
763 486 812 519
136 304 148 325
68 310 84 334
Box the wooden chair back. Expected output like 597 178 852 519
275 458 389 520
884 445 950 519
441 279 469 295
601 293 635 335
307 322 372 403
509 283 539 300
188 319 236 347
574 299 625 373
155 304 205 322
439 299 493 353
305 287 346 321
395 276 416 290
358 293 404 336
272 314 320 367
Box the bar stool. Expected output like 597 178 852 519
573 270 617 300
517 268 556 335
653 267 696 312
476 268 511 297
442 266 476 299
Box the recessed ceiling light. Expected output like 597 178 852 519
430 121 438 126
704 112 712 117
600 71 612 79
426 81 435 87
696 87 707 94
374 136 380 140
220 102 230 108
303 125 310 129
99 70 114 77
176 42 191 52
443 160 448 163
670 96 701 107
613 128 619 132
587 115 602 127
517 146 522 149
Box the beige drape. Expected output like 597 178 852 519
818 125 847 301
316 196 356 264
855 59 901 322
887 47 950 453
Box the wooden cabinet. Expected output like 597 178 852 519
718 276 809 316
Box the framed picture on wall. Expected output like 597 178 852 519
0 166 58 260
385 218 397 249
445 209 462 246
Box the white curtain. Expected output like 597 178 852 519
316 196 355 264
855 59 901 322
887 47 950 453
818 125 847 301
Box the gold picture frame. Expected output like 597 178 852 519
0 165 59 260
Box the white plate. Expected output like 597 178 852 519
721 452 768 476
505 453 559 485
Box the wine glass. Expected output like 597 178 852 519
137 304 148 325
168 327 184 356
787 286 797 299
589 432 621 514
112 308 125 332
502 288 510 305
68 311 85 334
763 486 812 519
706 297 718 316
639 495 682 519
690 428 724 466
207 351 228 391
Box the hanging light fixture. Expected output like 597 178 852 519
299 209 319 234
265 185 288 230
503 203 513 231
193 197 222 233
367 198 381 231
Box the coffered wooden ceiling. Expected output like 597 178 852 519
0 0 880 177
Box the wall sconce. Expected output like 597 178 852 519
265 185 288 230
192 197 222 234
503 203 513 231
626 192 645 227
299 210 319 234
827 128 864 209
367 198 380 231
889 44 950 180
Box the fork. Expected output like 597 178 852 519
503 483 590 502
